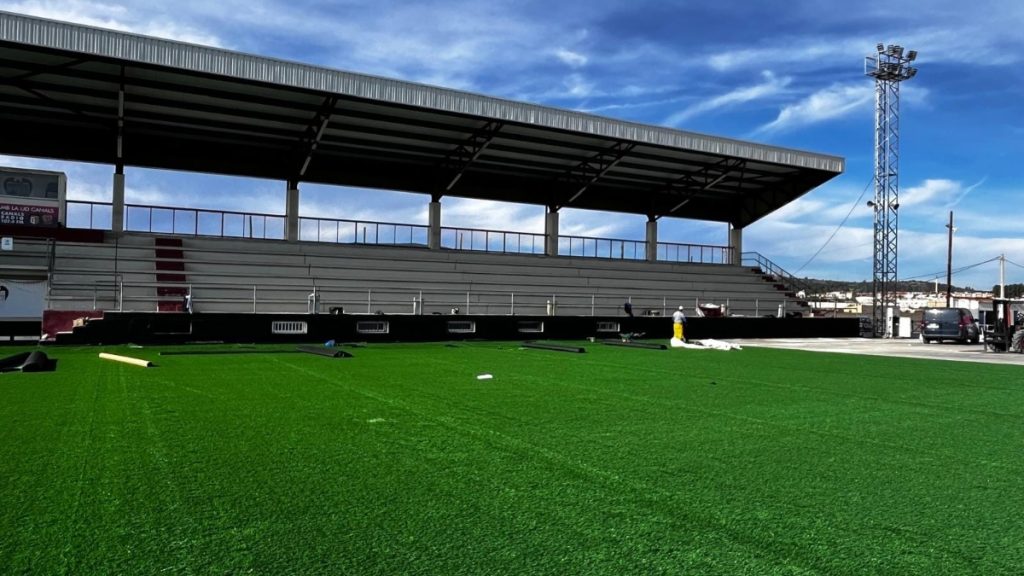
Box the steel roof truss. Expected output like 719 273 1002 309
296 96 338 179
439 120 502 193
557 141 636 209
656 158 746 219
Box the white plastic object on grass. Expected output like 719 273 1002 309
476 373 493 380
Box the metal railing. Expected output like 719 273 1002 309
299 217 428 245
560 235 645 259
63 201 730 264
46 274 795 318
68 200 285 239
442 227 545 254
658 242 731 264
742 251 812 295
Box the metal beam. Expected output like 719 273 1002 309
438 121 502 192
654 158 745 219
554 141 636 210
296 96 338 179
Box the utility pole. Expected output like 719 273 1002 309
865 44 918 337
945 211 953 307
1000 254 1005 299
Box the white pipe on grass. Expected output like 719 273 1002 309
99 352 152 368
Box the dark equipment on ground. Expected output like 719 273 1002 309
984 299 1024 353
600 339 667 350
521 341 586 354
0 351 58 373
296 345 352 358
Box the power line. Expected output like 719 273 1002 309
901 256 1001 281
1005 258 1024 270
794 176 873 275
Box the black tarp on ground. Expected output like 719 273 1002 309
0 351 57 373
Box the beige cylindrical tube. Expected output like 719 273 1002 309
98 352 153 368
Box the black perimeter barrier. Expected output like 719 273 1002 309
49 312 861 345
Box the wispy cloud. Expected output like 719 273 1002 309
664 71 791 127
754 83 872 135
555 48 587 68
4 0 224 45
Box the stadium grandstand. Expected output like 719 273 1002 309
0 11 853 343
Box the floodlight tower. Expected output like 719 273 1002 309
865 44 918 337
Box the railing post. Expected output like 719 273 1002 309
118 279 123 312
367 289 372 314
591 295 595 316
466 292 470 315
510 292 514 316
755 299 759 316
253 285 257 313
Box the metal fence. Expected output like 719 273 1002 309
64 201 730 263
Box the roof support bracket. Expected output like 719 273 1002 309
439 120 503 193
296 96 338 179
655 158 746 220
555 141 636 210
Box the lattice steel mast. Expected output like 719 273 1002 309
865 44 918 337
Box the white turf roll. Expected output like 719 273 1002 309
98 352 153 368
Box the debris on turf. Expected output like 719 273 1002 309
159 349 300 356
0 351 58 373
296 345 352 358
476 373 493 380
521 341 586 353
98 352 152 368
600 339 667 350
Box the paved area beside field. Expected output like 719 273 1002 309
730 337 1024 366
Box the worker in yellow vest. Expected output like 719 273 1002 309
672 306 687 342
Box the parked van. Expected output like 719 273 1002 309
920 308 980 344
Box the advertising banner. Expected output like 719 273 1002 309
0 167 66 227
0 203 59 226
0 279 46 320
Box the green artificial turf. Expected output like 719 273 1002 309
1 342 1023 575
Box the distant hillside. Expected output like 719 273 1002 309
795 278 976 295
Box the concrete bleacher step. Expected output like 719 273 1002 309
45 232 807 315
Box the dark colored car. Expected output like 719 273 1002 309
920 308 980 344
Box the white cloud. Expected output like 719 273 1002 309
755 83 872 134
563 73 595 98
664 71 791 127
555 48 587 68
4 0 224 45
899 179 960 210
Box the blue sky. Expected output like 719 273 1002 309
3 0 1024 290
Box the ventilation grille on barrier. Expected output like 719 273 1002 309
356 321 389 334
517 321 544 333
596 322 621 333
447 320 476 334
272 321 307 335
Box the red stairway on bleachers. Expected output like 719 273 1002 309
154 237 187 311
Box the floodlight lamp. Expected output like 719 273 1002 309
907 67 917 78
894 46 904 58
866 200 876 208
877 42 885 52
907 50 917 61
892 202 899 210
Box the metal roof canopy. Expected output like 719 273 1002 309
0 12 843 227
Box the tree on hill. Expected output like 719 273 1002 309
991 283 1024 298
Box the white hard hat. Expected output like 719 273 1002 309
678 306 684 310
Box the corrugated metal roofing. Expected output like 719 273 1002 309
0 11 842 173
